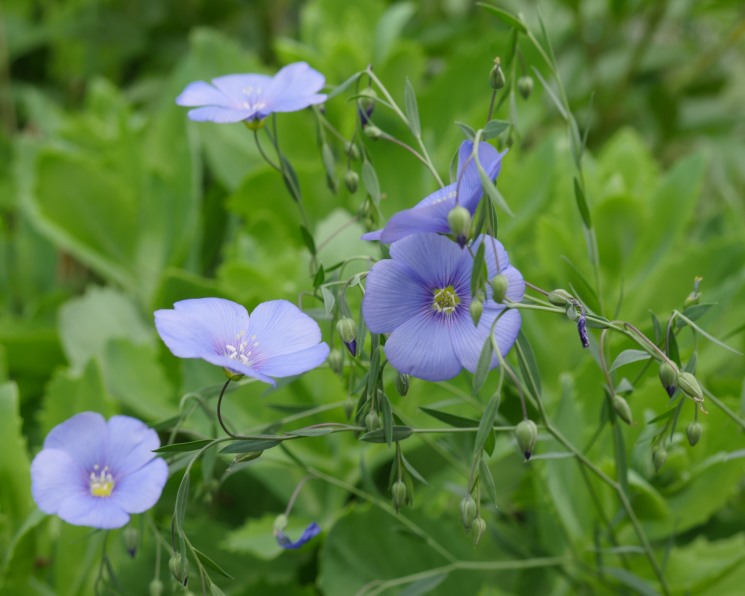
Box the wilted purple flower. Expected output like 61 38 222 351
31 413 168 529
362 233 524 381
577 311 590 348
176 62 326 124
361 141 505 244
154 298 329 386
275 522 321 549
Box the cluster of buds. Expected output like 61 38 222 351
658 361 706 411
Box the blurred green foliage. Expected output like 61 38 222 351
1 0 744 594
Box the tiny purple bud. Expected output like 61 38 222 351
344 339 357 357
577 313 589 348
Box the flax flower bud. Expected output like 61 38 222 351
460 495 477 530
490 274 508 303
470 299 483 326
676 372 703 403
448 206 471 247
686 422 702 446
344 170 359 193
472 517 487 546
515 419 538 460
652 447 667 472
392 480 407 512
517 75 534 99
547 289 573 306
489 57 506 90
659 362 677 398
336 317 357 356
395 372 410 397
612 395 632 425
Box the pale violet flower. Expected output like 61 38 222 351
362 233 524 381
362 141 504 244
31 413 168 529
154 298 329 386
176 62 326 123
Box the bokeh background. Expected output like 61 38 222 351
1 0 744 594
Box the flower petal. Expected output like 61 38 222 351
361 229 383 241
43 412 107 469
450 307 522 373
263 63 326 112
186 106 254 123
276 522 321 549
210 74 272 105
31 449 88 516
57 493 131 529
389 234 470 289
474 235 526 303
246 300 323 359
255 343 330 378
379 200 453 244
111 458 169 514
104 416 163 477
154 298 249 360
384 312 463 381
363 260 431 333
455 141 504 213
176 81 231 108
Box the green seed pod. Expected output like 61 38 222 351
123 526 139 558
447 206 471 241
336 318 356 344
365 410 380 432
658 362 677 397
515 419 538 460
676 372 703 403
612 394 633 425
489 57 506 90
344 170 359 193
364 125 382 139
392 480 407 512
395 372 410 397
686 422 702 447
169 552 188 585
328 349 344 375
149 579 164 596
547 289 573 307
345 141 360 161
470 299 483 326
517 75 534 99
460 495 477 530
652 446 667 472
490 274 508 303
471 517 487 546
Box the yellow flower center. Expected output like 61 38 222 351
89 465 115 498
432 286 460 315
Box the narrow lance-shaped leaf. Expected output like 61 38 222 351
476 3 527 33
573 177 592 228
473 390 501 458
361 160 381 205
404 78 421 137
473 335 493 395
476 150 513 215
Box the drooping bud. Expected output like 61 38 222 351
490 274 508 303
470 299 483 326
658 362 677 398
391 480 407 512
577 313 590 348
328 349 344 375
471 517 487 546
547 289 573 306
686 422 702 446
344 170 359 193
395 372 410 397
460 495 477 530
123 526 139 558
612 395 632 425
365 410 380 432
149 579 164 596
363 125 382 139
489 57 506 90
345 141 360 161
517 75 534 99
652 447 667 472
336 318 357 356
358 88 377 125
515 419 538 460
683 276 703 308
676 372 703 403
169 552 188 586
447 205 471 247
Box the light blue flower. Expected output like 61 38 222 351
176 62 326 123
362 141 505 244
154 298 329 386
275 522 321 550
31 413 168 529
362 233 524 381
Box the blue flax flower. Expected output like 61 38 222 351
31 412 168 529
176 62 326 123
362 141 505 244
362 233 524 381
275 522 321 550
154 298 329 386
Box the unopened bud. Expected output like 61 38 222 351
392 480 407 512
358 88 377 124
344 170 359 193
365 410 380 432
149 579 164 596
515 419 538 460
273 514 288 533
676 372 703 403
490 274 508 303
683 276 703 308
659 362 677 398
169 552 188 585
448 206 471 247
336 318 357 356
489 57 506 90
123 526 139 558
345 142 360 161
395 372 410 397
460 495 477 530
517 75 534 99
364 125 382 139
328 349 344 375
652 447 667 472
471 517 487 546
612 395 632 425
686 422 702 446
470 299 483 326
547 289 573 307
